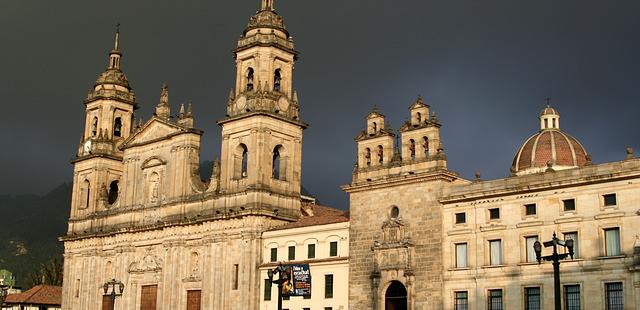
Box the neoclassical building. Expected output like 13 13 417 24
61 1 640 310
344 102 640 310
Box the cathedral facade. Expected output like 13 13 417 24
62 1 309 309
62 1 640 309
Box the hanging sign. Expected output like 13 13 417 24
281 264 311 297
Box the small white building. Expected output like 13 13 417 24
259 204 350 310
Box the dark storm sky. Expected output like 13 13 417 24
1 0 639 209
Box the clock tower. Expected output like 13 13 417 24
69 27 137 223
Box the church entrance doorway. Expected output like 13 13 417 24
385 281 407 310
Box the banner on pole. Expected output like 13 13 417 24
282 264 311 297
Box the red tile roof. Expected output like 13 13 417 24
269 204 349 231
4 285 62 306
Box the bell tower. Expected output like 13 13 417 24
218 0 306 219
69 26 137 224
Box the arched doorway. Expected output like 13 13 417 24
385 281 407 310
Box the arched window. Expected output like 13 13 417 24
246 68 254 91
423 137 429 159
81 179 91 209
409 139 416 160
274 69 282 92
113 117 122 137
372 122 378 133
108 180 119 204
365 148 371 167
272 145 282 179
91 117 98 137
241 144 248 178
416 112 422 124
544 119 549 129
377 145 384 164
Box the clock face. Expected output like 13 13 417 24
84 140 93 153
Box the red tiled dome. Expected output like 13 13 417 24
511 107 590 175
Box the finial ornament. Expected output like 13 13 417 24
114 23 120 51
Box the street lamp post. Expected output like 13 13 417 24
102 278 125 310
266 263 291 310
534 232 574 310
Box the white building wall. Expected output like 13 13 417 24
259 221 350 310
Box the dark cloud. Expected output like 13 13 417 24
1 0 638 209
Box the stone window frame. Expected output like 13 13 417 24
451 290 469 310
522 203 538 219
450 239 470 270
560 197 578 216
562 282 584 310
454 211 467 226
484 235 504 267
487 207 501 222
519 233 540 264
601 280 625 310
601 192 618 210
560 230 581 259
521 284 544 310
486 287 505 310
599 225 623 258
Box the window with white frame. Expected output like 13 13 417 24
604 228 621 256
525 236 539 263
455 243 468 268
489 240 502 265
564 232 579 258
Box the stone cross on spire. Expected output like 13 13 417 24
155 83 171 120
261 0 275 11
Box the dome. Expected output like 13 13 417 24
95 68 131 89
511 107 590 175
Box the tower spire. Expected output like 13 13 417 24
108 23 122 70
261 0 274 11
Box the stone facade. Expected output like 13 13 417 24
61 1 308 309
344 102 640 309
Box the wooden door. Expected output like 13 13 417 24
102 295 114 310
140 285 158 310
186 290 202 310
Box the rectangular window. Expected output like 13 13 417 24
563 198 576 211
603 194 617 206
270 247 277 262
524 287 541 310
455 243 468 268
325 274 334 298
487 289 503 310
308 244 316 259
525 236 539 263
524 203 537 216
564 232 579 258
489 240 502 265
303 308 311 310
605 228 621 256
324 308 333 310
303 294 311 299
288 246 295 261
455 212 466 224
454 291 468 310
564 285 581 310
329 241 338 257
605 282 624 310
283 295 290 300
489 208 500 220
232 264 239 290
140 285 158 310
263 279 272 301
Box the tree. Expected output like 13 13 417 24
26 257 63 288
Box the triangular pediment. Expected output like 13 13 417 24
121 117 191 149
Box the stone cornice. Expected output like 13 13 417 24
441 159 640 204
342 169 459 193
217 110 308 129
